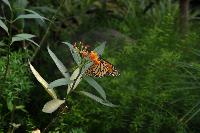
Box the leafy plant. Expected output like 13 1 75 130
0 0 48 132
29 42 118 132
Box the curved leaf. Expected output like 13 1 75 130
93 42 106 55
62 42 81 65
0 20 8 35
11 33 39 47
42 99 65 113
14 14 45 22
67 68 82 94
29 62 57 99
48 78 72 89
12 33 35 42
47 46 70 78
84 76 106 100
1 0 12 11
14 9 49 22
80 91 117 107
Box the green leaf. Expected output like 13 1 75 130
14 14 45 22
0 41 6 46
93 42 106 55
7 99 13 111
84 76 106 100
12 33 35 42
16 105 27 112
67 68 82 94
0 19 8 35
11 33 39 47
29 62 57 99
62 42 82 65
14 9 49 22
80 91 117 107
48 78 72 89
47 46 70 78
26 38 39 47
42 99 65 113
1 0 12 11
24 9 49 20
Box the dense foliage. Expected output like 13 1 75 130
1 0 200 133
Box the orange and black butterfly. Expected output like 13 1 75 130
85 58 120 78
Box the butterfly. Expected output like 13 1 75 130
85 58 120 78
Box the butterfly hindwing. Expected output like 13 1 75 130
85 59 119 78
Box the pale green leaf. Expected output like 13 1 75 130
48 78 72 89
0 19 8 34
84 76 106 100
93 42 106 55
42 99 65 113
62 42 82 65
12 33 35 42
47 46 70 78
29 62 57 99
14 9 49 22
67 68 82 94
11 33 39 46
26 38 39 47
14 14 46 22
80 91 117 107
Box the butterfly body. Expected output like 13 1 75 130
85 58 120 78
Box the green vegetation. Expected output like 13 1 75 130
1 0 200 132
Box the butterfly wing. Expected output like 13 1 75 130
85 59 120 78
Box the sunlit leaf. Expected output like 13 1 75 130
93 42 106 55
67 68 82 94
62 42 81 65
80 91 117 107
0 19 8 35
42 99 65 113
47 46 70 78
48 78 72 89
84 76 106 100
29 62 57 99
